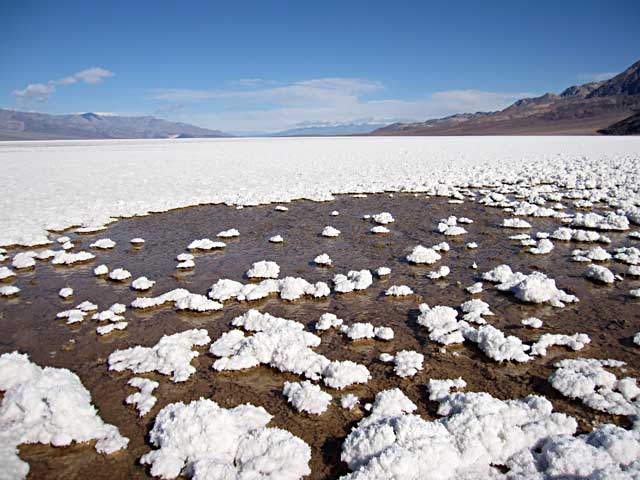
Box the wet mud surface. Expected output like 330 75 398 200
1 192 639 479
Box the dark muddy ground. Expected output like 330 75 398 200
1 192 639 479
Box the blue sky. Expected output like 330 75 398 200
2 0 638 134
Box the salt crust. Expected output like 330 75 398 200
585 264 616 284
50 250 95 265
438 216 468 236
108 329 211 382
58 287 73 298
393 350 424 378
522 317 543 328
385 285 413 296
217 228 239 238
209 310 370 389
0 285 20 296
209 277 330 302
322 226 341 237
550 358 640 416
334 270 373 293
483 265 578 307
246 260 280 279
341 394 360 410
130 237 145 244
315 313 344 331
125 377 159 417
314 253 332 266
94 264 108 275
370 225 389 234
0 267 16 280
406 245 441 265
283 381 332 415
376 266 391 276
372 212 394 224
90 238 116 249
131 276 155 291
140 398 311 479
0 352 128 480
269 235 284 243
426 265 450 279
339 323 394 341
340 383 640 479
187 239 226 250
96 321 128 336
108 268 131 281
2 137 639 248
502 218 532 229
131 288 222 312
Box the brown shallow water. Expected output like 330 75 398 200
1 192 639 479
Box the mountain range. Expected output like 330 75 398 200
371 59 640 136
0 110 230 140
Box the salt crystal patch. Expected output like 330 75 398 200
51 251 95 265
376 266 391 276
125 377 158 417
385 285 413 296
96 321 128 335
132 276 155 291
315 313 343 331
217 228 239 238
322 226 340 237
12 253 36 269
393 350 424 377
58 287 73 299
187 238 225 250
246 260 280 279
314 253 332 266
0 267 16 280
269 235 284 243
333 270 373 293
370 225 389 234
502 218 532 229
585 264 615 284
0 352 128 478
90 238 116 249
426 265 450 279
108 268 131 281
94 264 108 275
340 394 359 410
283 381 332 415
521 317 543 328
130 238 145 245
372 212 394 224
0 285 20 296
406 245 441 264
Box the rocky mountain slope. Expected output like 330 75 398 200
0 110 230 140
372 60 640 135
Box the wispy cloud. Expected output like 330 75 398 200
152 77 532 133
12 67 115 103
577 72 617 83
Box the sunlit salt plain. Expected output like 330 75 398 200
1 136 640 479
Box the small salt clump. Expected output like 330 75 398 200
322 226 340 237
521 317 543 328
90 238 116 249
58 287 73 299
217 228 239 238
283 380 332 415
269 235 284 243
314 253 332 266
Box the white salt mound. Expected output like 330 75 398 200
108 329 211 383
322 226 341 237
314 253 332 266
125 377 159 417
0 352 128 479
140 398 310 480
283 381 332 415
246 260 280 279
385 285 413 296
90 238 116 249
58 287 73 299
132 276 155 291
217 228 240 238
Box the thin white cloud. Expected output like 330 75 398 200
12 67 115 103
577 72 617 83
153 77 532 133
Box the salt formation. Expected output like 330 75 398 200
12 253 35 269
466 242 478 249
209 310 370 390
392 350 424 377
614 246 640 265
58 287 73 298
376 266 391 276
140 398 311 479
269 235 284 243
108 268 131 281
125 377 159 417
175 293 223 312
94 264 108 275
246 260 280 279
521 317 543 328
275 205 289 211
370 225 389 234
571 246 611 262
385 285 413 296
550 358 640 416
56 309 87 324
314 253 332 266
466 282 483 294
97 321 127 335
530 333 591 356
322 226 341 237
333 270 373 293
90 238 116 249
483 265 578 307
0 266 16 280
108 329 211 382
130 237 145 245
0 285 20 296
460 299 494 324
426 265 450 279
331 210 339 216
340 386 587 479
585 264 616 284
208 276 330 303
571 212 630 231
529 238 554 255
372 212 394 224
339 323 394 341
131 276 155 290
176 253 194 261
283 381 332 415
51 251 95 265
406 245 442 264
417 305 465 345
551 227 611 243
315 313 344 331
92 303 126 322
437 216 468 236
0 352 128 480
217 228 239 238
187 238 226 250
341 394 359 410
502 218 532 229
